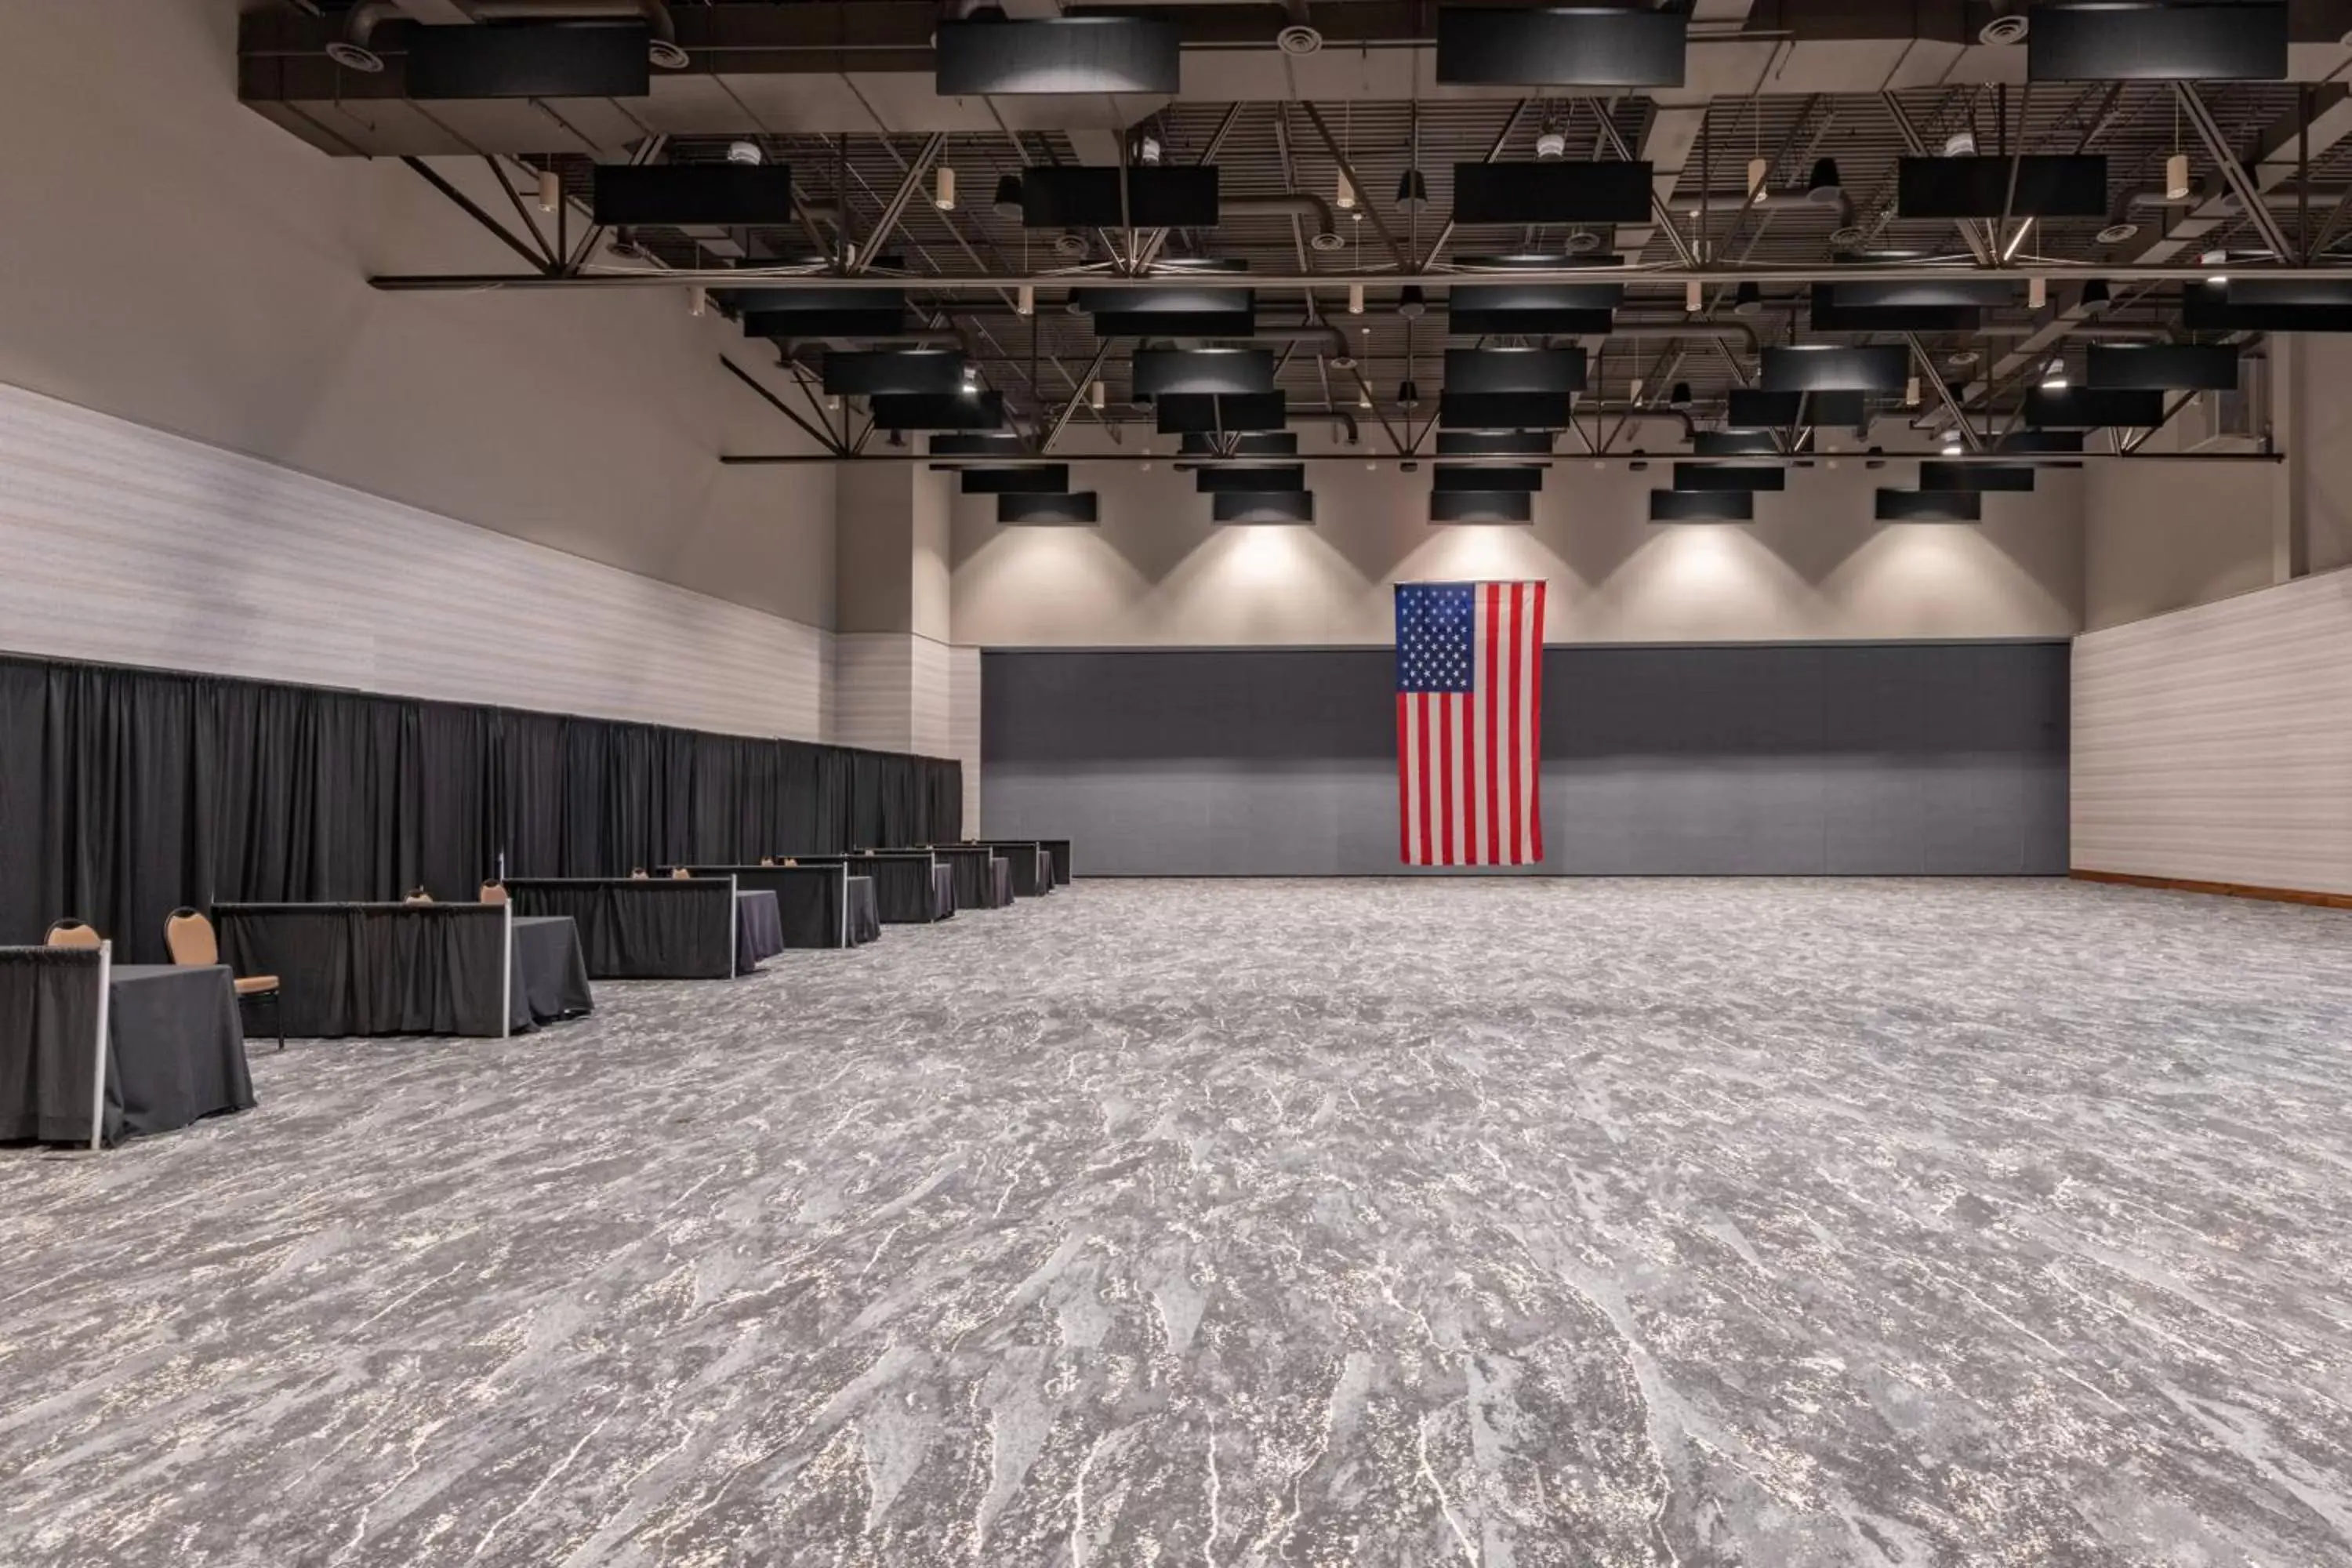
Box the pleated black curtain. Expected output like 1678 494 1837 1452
0 654 962 961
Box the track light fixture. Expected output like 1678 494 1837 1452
1941 426 1964 452
1535 129 1567 161
1397 168 1428 208
1668 383 1692 408
2201 249 2230 285
1944 130 1976 158
1398 285 1426 320
2082 278 2112 309
993 174 1024 218
1806 158 1842 205
726 140 761 167
2041 357 2067 389
961 362 981 394
1398 379 1421 409
1733 282 1762 316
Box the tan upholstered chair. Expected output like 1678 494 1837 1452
782 858 797 867
671 867 692 879
630 868 650 880
478 881 507 906
404 887 434 905
759 857 777 867
165 909 284 1052
44 920 101 949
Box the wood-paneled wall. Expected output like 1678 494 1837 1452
0 381 829 741
2073 570 2352 895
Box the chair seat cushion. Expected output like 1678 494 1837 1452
234 975 279 996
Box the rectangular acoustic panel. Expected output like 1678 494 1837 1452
1196 465 1305 492
1439 393 1575 430
2086 344 2240 390
2183 286 2352 332
1451 162 1653 225
743 310 906 339
1810 278 2006 332
1896 156 2108 219
1131 349 1274 397
820 350 967 397
593 165 797 227
2225 278 2352 307
1438 430 1555 456
1693 430 1778 457
1996 430 2086 455
1449 280 1624 314
405 22 649 99
1762 346 1908 394
996 492 1099 525
2024 387 2166 429
1443 347 1588 395
1918 462 2036 493
1726 390 1867 429
1673 463 1786 493
929 433 1027 457
1093 312 1257 338
869 393 1005 430
1436 6 1687 86
1877 490 1984 522
1074 286 1254 316
1177 431 1298 457
2030 2 2286 82
1211 492 1316 524
1446 307 1616 337
1434 465 1544 492
1019 167 1218 229
1431 492 1534 524
1650 490 1752 522
936 17 1181 95
960 466 1069 495
1155 393 1287 434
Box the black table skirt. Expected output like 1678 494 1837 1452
736 890 783 971
782 855 946 924
503 880 738 980
1 950 253 1147
931 864 957 921
973 843 1054 898
935 847 1000 910
216 905 517 1038
512 917 593 1025
846 877 881 946
989 858 1014 909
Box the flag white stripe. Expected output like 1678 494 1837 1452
1403 693 1421 864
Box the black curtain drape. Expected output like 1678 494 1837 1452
0 654 962 962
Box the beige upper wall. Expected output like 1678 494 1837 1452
951 459 2083 646
0 0 834 630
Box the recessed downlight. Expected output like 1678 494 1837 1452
2096 220 2140 245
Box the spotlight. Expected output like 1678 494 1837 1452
2096 220 2140 245
1397 168 1429 208
1135 134 1163 168
1398 285 1426 319
1941 427 1963 452
1668 382 1692 408
1358 386 1372 409
1733 281 1762 315
727 140 763 167
1398 379 1421 409
1535 129 1567 161
1053 230 1088 258
2040 357 2067 389
961 362 981 394
993 174 1024 218
1943 130 1977 158
2082 278 2112 309
1806 158 1842 205
935 167 957 211
2201 249 2229 285
826 394 842 413
2166 152 2191 202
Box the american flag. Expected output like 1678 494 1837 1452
1394 580 1546 866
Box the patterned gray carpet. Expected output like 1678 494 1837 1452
3 879 2350 1566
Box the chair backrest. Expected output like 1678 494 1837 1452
45 920 100 949
671 867 691 879
478 881 507 906
782 857 797 867
759 856 776 866
404 887 434 905
630 868 649 879
165 908 217 967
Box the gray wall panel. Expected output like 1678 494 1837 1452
983 643 2069 875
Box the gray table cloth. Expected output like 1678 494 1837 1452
735 889 783 971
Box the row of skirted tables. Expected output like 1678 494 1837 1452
0 840 1070 1149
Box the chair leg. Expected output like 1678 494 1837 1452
273 990 285 1052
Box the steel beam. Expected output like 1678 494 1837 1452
398 157 553 275
1301 103 1414 275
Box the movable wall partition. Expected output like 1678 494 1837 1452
0 655 962 962
982 643 2068 876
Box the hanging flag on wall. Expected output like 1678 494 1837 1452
1394 580 1547 866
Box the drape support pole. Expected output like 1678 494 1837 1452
89 940 113 1152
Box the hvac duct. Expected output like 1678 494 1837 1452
330 0 684 72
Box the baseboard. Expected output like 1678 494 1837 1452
2071 868 2352 910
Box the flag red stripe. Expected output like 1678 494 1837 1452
1436 690 1454 866
1504 583 1522 863
1527 582 1546 862
1483 583 1501 865
1395 691 1411 864
1415 690 1433 866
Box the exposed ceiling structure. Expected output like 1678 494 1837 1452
238 1 2352 485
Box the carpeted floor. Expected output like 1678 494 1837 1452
3 879 2350 1566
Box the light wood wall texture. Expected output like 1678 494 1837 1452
0 381 830 741
2073 568 2352 894
829 632 960 765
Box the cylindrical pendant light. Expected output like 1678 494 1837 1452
1904 375 1921 408
536 168 560 214
1686 280 1703 313
1089 381 1106 411
1336 171 1356 211
1347 282 1364 315
1745 157 1768 199
935 166 957 211
2027 275 2046 309
1015 284 1034 317
2165 152 2190 201
688 285 706 318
